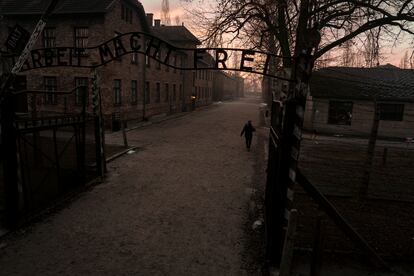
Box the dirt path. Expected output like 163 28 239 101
0 98 267 276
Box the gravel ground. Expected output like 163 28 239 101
0 97 267 276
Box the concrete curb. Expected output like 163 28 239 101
105 146 140 163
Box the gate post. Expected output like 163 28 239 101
265 53 314 267
1 84 20 228
92 73 105 177
81 86 88 183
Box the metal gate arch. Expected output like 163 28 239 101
1 27 388 270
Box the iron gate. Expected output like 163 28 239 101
0 84 101 228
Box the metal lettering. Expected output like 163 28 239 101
5 31 294 82
11 20 46 73
240 50 255 72
215 49 228 69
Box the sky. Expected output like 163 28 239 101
140 0 185 23
139 0 411 67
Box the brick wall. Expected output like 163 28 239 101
0 0 246 131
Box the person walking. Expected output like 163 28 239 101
240 120 256 151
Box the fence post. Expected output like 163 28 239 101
92 73 105 177
360 100 380 199
279 209 298 276
121 120 128 148
265 52 314 267
79 85 87 184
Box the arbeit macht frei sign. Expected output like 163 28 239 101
3 31 291 81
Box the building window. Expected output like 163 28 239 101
44 77 57 105
165 83 169 102
74 27 88 48
328 101 353 125
43 28 56 48
379 103 404 121
131 80 137 104
145 81 150 104
131 37 139 64
155 82 161 103
173 84 176 101
145 55 150 67
121 5 133 23
179 84 183 100
75 77 89 105
114 79 122 105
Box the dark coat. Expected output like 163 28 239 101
241 122 256 137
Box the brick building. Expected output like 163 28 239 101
304 65 414 139
1 0 151 130
213 71 244 101
0 0 244 130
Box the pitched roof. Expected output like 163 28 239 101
151 26 201 46
0 0 150 32
0 0 113 14
310 65 414 102
0 0 143 15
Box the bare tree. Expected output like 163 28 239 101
161 0 171 25
341 39 355 67
362 28 382 67
400 50 410 68
175 15 181 26
187 0 414 70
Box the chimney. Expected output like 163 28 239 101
146 13 153 26
154 19 161 27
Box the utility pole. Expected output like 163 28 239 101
359 100 380 199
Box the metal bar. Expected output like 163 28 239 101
94 115 104 177
16 134 30 220
360 100 380 199
56 133 76 162
98 87 107 173
80 86 87 184
52 128 61 193
0 0 61 104
12 87 81 96
296 170 390 271
18 134 56 165
74 125 81 178
122 120 128 148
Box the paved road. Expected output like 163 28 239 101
0 98 268 276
